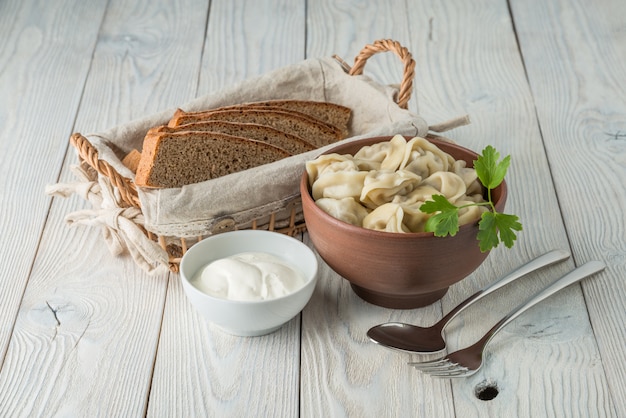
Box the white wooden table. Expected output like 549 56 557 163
1 0 624 416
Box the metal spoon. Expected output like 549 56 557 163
367 249 570 354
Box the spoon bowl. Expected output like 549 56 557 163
367 322 448 354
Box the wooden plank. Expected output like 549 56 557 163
0 193 168 417
301 2 456 416
0 0 108 367
146 1 307 416
405 1 616 416
511 0 626 415
301 237 455 418
197 0 307 95
149 278 304 417
0 0 210 415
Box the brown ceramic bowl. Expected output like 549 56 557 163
300 135 507 309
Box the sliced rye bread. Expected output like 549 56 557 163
195 100 351 137
249 100 352 138
152 120 316 154
135 131 290 188
121 149 142 173
168 108 342 148
247 100 350 131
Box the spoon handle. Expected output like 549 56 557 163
436 249 570 332
475 260 605 351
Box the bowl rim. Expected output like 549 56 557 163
180 229 318 305
300 135 507 239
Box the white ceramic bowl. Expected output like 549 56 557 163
180 230 318 337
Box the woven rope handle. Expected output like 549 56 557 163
348 39 415 109
70 133 141 208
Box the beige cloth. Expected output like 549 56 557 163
48 56 455 273
46 163 169 273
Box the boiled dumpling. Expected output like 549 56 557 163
362 203 409 232
354 134 406 171
311 170 368 200
306 135 488 231
392 184 441 205
360 169 422 209
315 197 370 226
305 153 358 186
400 136 454 177
456 199 489 225
398 201 432 232
451 160 483 195
423 171 467 203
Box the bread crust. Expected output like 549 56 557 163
153 120 316 154
168 108 342 148
135 131 290 188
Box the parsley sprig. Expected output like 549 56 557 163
420 146 522 252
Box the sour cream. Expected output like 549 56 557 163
191 252 307 301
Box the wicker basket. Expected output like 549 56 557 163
63 40 429 273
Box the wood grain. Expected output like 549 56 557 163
301 236 455 417
197 0 306 96
0 193 167 416
149 277 302 417
511 0 626 415
0 0 109 367
404 0 616 416
301 3 457 416
0 0 209 415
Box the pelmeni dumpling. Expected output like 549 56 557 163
315 197 370 226
398 201 431 232
360 169 422 209
362 203 409 232
353 158 381 171
422 171 467 203
400 136 455 177
452 160 483 195
392 184 441 205
464 193 487 203
311 170 368 200
354 134 406 171
456 199 489 225
305 153 359 186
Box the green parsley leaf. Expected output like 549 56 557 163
477 212 523 252
477 212 500 252
419 194 457 214
494 212 523 248
420 195 460 237
424 210 460 237
474 145 510 189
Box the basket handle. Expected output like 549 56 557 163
336 39 415 109
70 133 141 208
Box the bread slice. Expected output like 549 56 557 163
122 149 142 173
241 100 351 137
153 120 316 154
135 131 290 188
168 108 342 148
194 100 351 137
